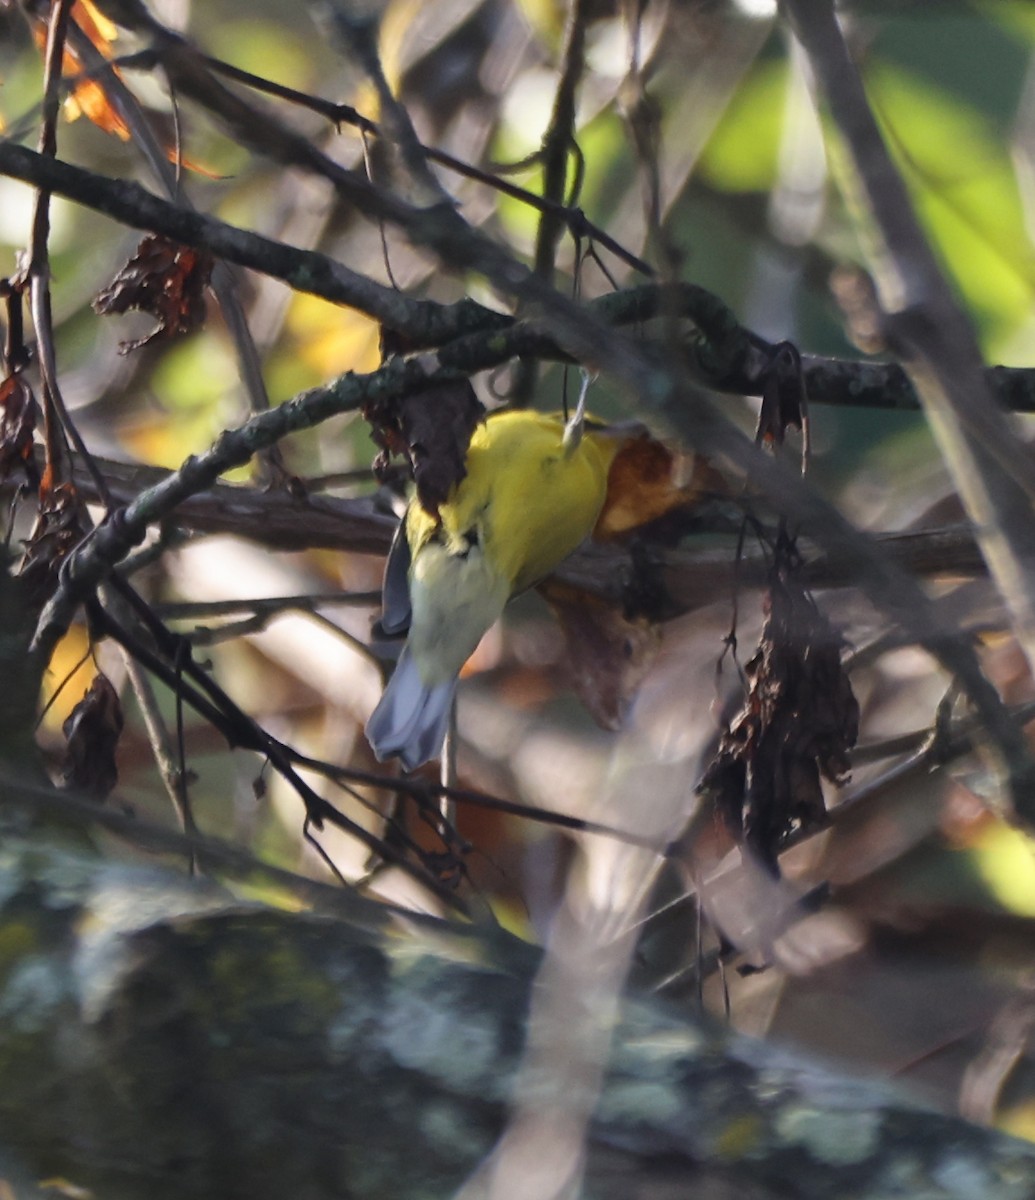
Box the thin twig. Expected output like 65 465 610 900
512 0 592 405
8 141 1035 415
23 0 113 508
85 590 469 914
117 630 200 869
0 766 460 930
534 0 591 284
192 47 653 278
66 23 282 481
154 591 382 621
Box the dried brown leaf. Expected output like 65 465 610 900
540 579 661 731
698 543 859 872
0 374 39 483
61 674 124 802
594 431 730 540
20 482 85 599
93 235 213 352
365 379 485 516
756 342 806 451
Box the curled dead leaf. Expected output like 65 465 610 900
0 373 39 485
697 537 859 873
756 342 806 451
365 378 485 517
61 673 124 802
20 482 84 598
94 235 213 352
594 430 731 541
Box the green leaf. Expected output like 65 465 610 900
697 58 787 193
864 62 1035 354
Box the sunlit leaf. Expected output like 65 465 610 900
511 0 568 49
998 1098 1035 1144
40 623 97 734
864 63 1035 352
75 0 118 46
970 820 1035 917
285 295 381 380
117 335 236 468
32 1 216 170
697 58 787 193
380 0 424 92
29 0 129 139
62 76 131 140
207 19 312 92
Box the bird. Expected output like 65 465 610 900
366 385 622 771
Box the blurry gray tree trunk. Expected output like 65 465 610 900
0 797 1034 1200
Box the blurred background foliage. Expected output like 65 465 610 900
5 0 1035 1147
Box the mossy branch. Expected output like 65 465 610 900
0 817 1033 1200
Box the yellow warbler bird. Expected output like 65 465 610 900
366 392 621 770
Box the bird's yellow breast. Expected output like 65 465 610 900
406 409 615 594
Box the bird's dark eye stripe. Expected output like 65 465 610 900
429 527 479 555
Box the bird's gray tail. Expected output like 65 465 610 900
365 648 457 771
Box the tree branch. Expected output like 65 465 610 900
1 819 1035 1200
6 143 1035 410
784 0 1035 689
8 4 1035 826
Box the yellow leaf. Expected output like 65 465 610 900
970 820 1035 917
285 295 381 378
39 624 96 734
997 1098 1035 1143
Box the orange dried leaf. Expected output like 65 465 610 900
30 2 128 137
32 4 214 171
63 75 131 139
75 0 119 47
93 234 214 352
595 433 730 540
0 373 39 482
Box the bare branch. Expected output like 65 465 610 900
783 0 1035 688
7 143 1035 414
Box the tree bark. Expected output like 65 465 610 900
0 808 1033 1200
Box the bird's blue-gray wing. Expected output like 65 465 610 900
379 518 412 636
